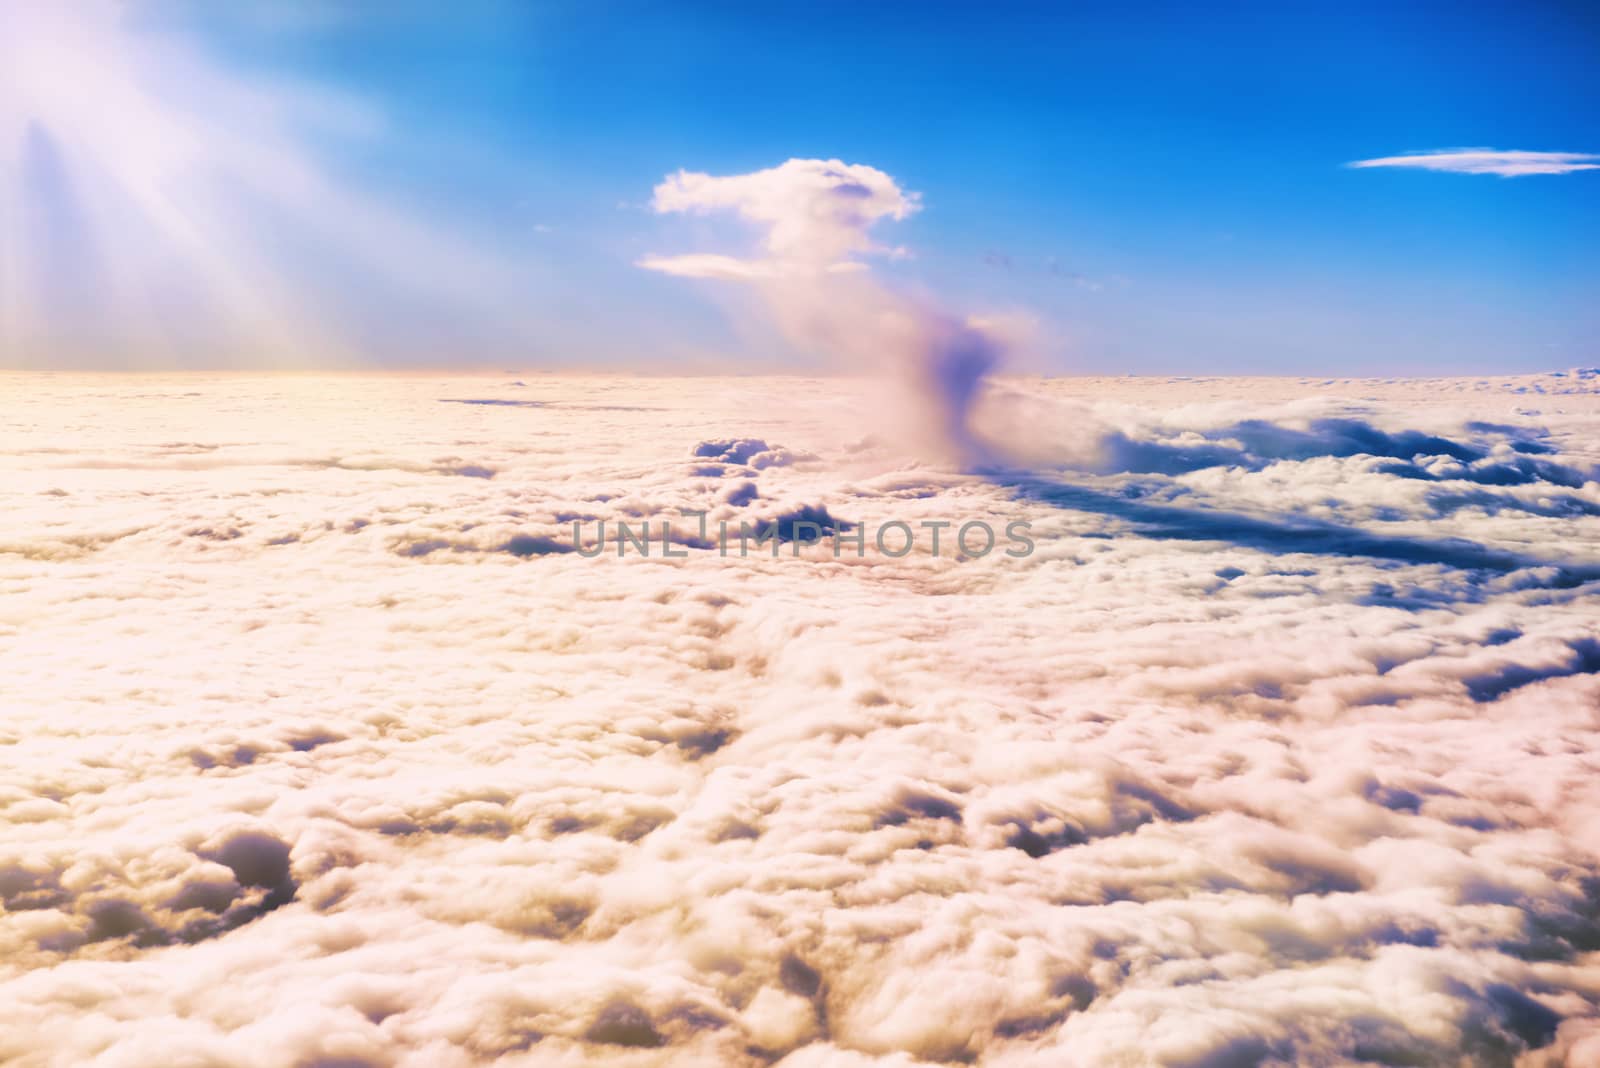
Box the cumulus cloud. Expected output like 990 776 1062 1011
639 159 1000 465
642 159 920 277
1348 149 1600 177
2 370 1599 1066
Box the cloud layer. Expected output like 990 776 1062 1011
1 370 1599 1066
1348 149 1600 177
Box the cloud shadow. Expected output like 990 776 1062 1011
1002 475 1600 589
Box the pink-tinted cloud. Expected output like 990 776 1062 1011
3 370 1600 1065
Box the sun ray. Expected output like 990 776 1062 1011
0 1 528 368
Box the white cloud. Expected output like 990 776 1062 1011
642 159 920 278
638 159 1001 465
635 252 778 281
1348 148 1600 177
2 370 1600 1065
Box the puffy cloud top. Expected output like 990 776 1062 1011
644 159 920 276
4 371 1600 1065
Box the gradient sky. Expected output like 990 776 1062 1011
3 0 1597 373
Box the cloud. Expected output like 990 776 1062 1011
643 158 920 277
636 252 779 281
1348 149 1600 177
639 159 1001 465
3 369 1600 1066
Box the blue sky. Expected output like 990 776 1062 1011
5 1 1597 372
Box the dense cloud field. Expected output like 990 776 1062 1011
2 371 1599 1067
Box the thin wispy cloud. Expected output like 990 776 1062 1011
1348 148 1600 177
